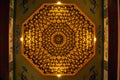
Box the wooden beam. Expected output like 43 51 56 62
108 0 118 80
0 0 9 80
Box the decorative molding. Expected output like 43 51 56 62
21 3 96 76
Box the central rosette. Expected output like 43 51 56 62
54 34 63 44
42 23 75 56
51 32 66 47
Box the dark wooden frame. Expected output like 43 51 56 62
0 0 9 80
108 0 118 80
118 0 120 79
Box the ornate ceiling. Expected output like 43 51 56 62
22 3 96 76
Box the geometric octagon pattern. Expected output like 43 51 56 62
21 3 96 76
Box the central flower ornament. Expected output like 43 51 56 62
51 32 66 46
53 34 63 44
42 23 75 56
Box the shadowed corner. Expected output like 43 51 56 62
0 77 2 80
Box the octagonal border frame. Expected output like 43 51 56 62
21 3 96 76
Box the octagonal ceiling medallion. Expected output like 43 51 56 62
21 3 96 76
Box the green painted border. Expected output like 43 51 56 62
13 0 104 79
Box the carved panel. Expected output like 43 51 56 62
22 3 96 76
